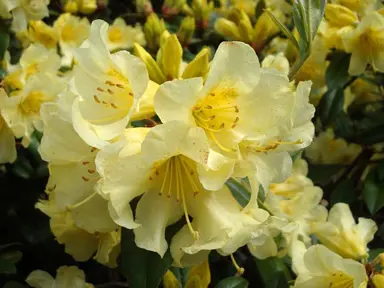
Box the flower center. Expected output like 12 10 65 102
90 68 134 124
149 155 202 239
328 271 354 288
108 27 123 43
192 87 239 152
61 24 77 42
20 90 46 115
359 28 384 64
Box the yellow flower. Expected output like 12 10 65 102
0 73 64 145
373 274 384 288
312 203 377 260
54 13 90 67
264 159 327 244
28 20 59 49
342 11 384 75
106 18 146 52
4 0 50 32
291 243 368 288
130 80 159 122
71 20 149 148
155 41 314 191
26 266 94 288
96 121 267 266
305 129 362 164
231 0 257 17
0 109 17 164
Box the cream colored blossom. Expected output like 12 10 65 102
342 11 384 75
71 19 149 148
261 53 290 75
36 99 119 265
305 129 362 164
106 18 146 52
155 41 314 191
26 266 94 288
264 159 327 244
0 73 64 145
291 243 368 288
27 20 58 49
4 0 50 32
312 203 377 260
96 121 268 266
0 105 17 164
54 13 90 67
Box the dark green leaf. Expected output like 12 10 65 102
307 164 344 186
4 281 27 288
120 228 173 288
330 179 358 206
0 259 16 274
1 250 23 264
226 178 250 207
318 88 344 126
326 52 351 90
333 112 355 139
369 248 384 261
255 0 266 19
215 276 248 288
0 19 10 60
363 164 384 214
254 257 291 288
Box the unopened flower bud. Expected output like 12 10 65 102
325 4 358 27
178 16 195 46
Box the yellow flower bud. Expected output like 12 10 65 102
178 16 196 46
144 14 167 52
227 7 249 26
136 0 153 14
161 34 183 80
162 270 180 288
238 18 253 43
133 43 166 84
63 0 78 13
182 47 210 79
325 4 358 27
214 18 241 40
253 11 280 51
78 0 98 14
185 260 211 288
373 274 384 288
163 0 186 16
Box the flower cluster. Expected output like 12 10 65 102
0 0 383 287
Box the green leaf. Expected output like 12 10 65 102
369 248 384 261
0 259 16 274
254 257 291 288
326 52 351 90
330 179 358 206
265 10 300 52
215 276 248 288
0 19 10 60
307 164 344 186
363 164 384 214
226 178 250 208
120 228 173 288
318 87 345 126
4 281 27 288
255 0 266 19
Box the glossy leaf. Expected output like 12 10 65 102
226 178 250 208
363 163 384 215
120 228 173 288
215 276 248 288
254 257 291 288
326 52 351 90
318 87 344 126
330 179 358 206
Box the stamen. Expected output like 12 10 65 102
82 176 89 182
159 160 170 196
230 254 245 276
209 131 236 153
67 191 98 210
97 87 104 92
180 158 200 197
107 89 114 95
116 84 124 89
93 95 101 103
177 158 199 240
111 103 118 109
